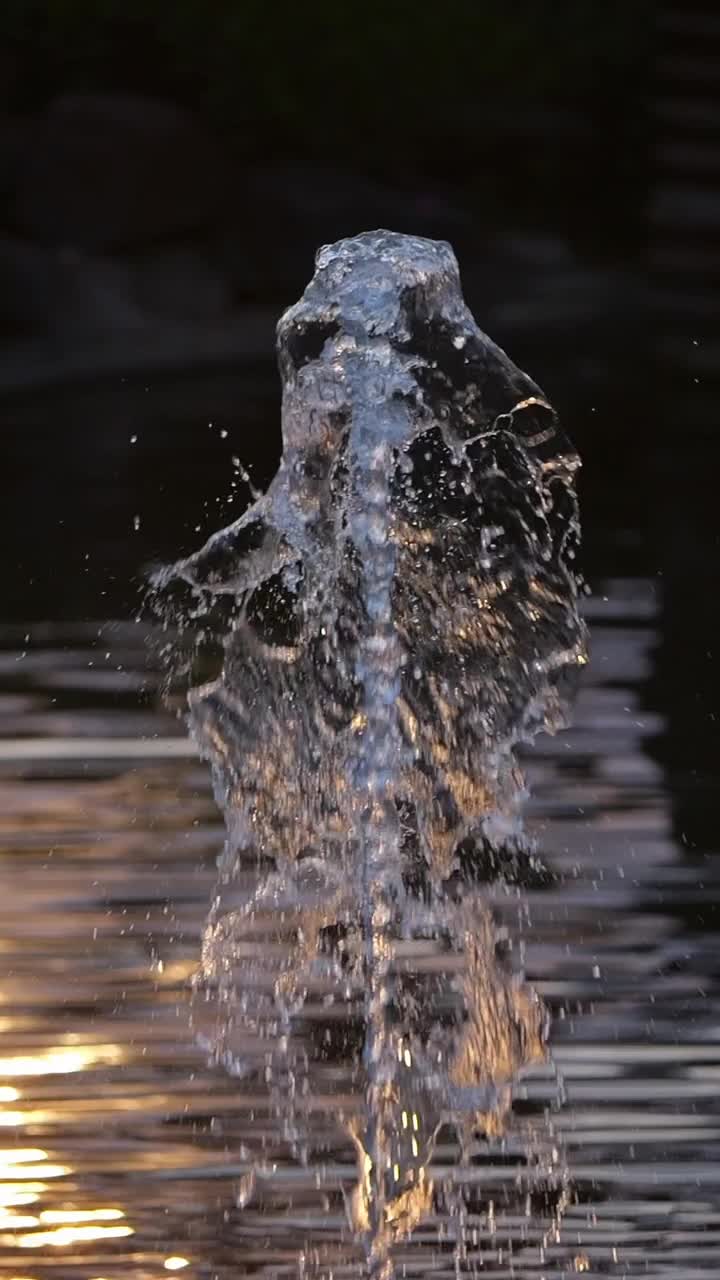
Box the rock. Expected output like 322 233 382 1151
11 93 226 251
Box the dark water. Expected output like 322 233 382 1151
2 575 719 1277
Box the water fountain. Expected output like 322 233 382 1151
152 230 587 1275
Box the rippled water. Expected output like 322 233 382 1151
2 576 719 1277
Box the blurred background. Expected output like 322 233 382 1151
1 1 718 844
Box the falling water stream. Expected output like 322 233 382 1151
151 232 588 1276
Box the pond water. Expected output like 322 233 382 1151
2 572 719 1278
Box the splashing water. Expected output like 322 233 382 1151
151 231 587 1275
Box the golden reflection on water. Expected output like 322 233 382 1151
153 959 196 984
0 1166 133 1248
0 1044 125 1077
0 1046 137 1261
0 1151 70 1180
39 1208 126 1224
10 1223 133 1249
0 1190 45 1209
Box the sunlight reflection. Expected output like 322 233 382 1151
0 1111 62 1128
164 1260 191 1272
0 1046 137 1264
0 1045 124 1077
0 1186 46 1208
154 959 196 983
39 1208 125 1224
0 1151 49 1166
9 1223 134 1248
0 1151 69 1180
0 1200 130 1250
0 1209 126 1238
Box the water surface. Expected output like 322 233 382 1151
1 578 717 1276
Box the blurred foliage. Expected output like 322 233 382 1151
2 0 650 156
